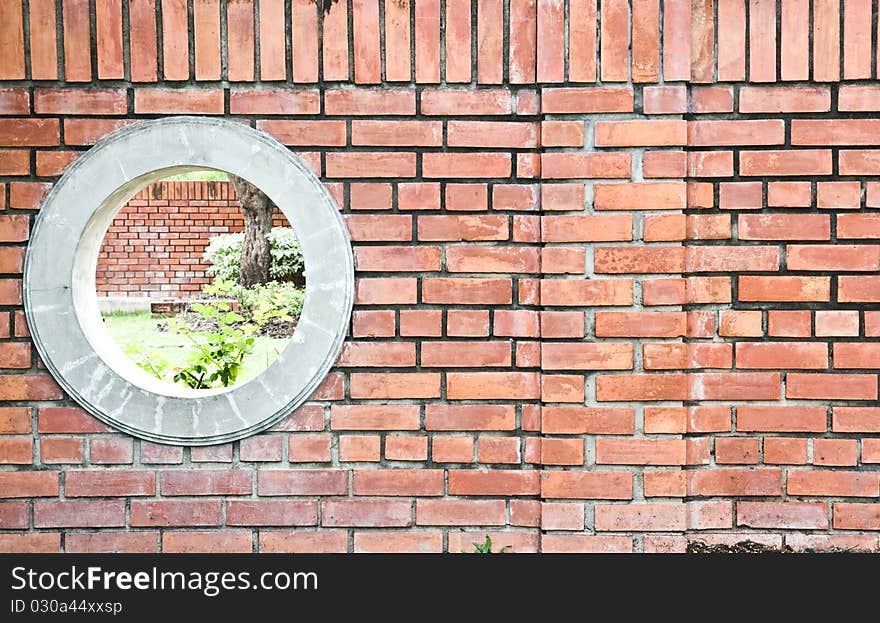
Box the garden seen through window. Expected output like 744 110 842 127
95 169 305 392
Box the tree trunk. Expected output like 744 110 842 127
230 175 273 287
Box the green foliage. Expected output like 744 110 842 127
164 170 229 182
472 535 510 554
167 301 257 389
203 227 304 283
124 343 170 380
266 228 305 282
204 279 305 326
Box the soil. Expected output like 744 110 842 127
156 311 297 338
687 540 877 554
687 540 794 554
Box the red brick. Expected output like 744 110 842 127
786 374 877 400
28 0 58 80
65 470 155 497
739 276 830 302
476 436 520 464
541 121 585 147
331 405 421 431
257 469 348 497
259 530 347 553
352 310 395 338
355 278 417 305
130 0 158 81
736 342 827 370
737 406 826 433
229 89 319 114
839 276 880 302
416 499 506 526
596 439 686 466
192 0 220 80
421 90 511 115
353 470 443 496
425 405 515 431
226 500 317 526
9 182 51 210
350 373 440 399
739 86 830 113
432 436 474 463
737 502 828 529
595 503 687 532
161 470 250 496
66 532 158 553
38 408 108 433
688 120 784 146
541 153 632 179
834 504 880 530
687 469 782 497
813 439 859 467
190 444 233 463
740 149 832 176
594 182 685 210
788 470 879 497
739 214 830 240
62 0 91 81
643 151 687 178
0 90 28 115
338 435 380 462
326 152 416 178
540 472 632 499
447 372 539 400
541 501 585 531
0 437 30 464
541 87 633 113
140 442 182 465
36 88 127 115
715 437 760 465
163 531 252 553
35 500 125 528
89 437 133 464
134 89 224 114
238 435 284 462
257 120 346 146
833 407 880 432
448 470 539 496
421 341 511 368
763 437 808 465
0 533 60 553
596 120 686 147
40 437 83 464
542 534 632 553
0 150 29 175
0 119 59 147
354 531 442 553
63 118 137 145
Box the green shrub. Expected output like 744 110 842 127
266 227 304 282
203 227 304 283
204 279 305 326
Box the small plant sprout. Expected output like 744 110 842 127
472 535 510 554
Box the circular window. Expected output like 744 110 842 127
24 117 353 445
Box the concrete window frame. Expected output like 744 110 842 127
24 117 353 446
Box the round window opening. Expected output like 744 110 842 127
24 118 353 445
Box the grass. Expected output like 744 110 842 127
101 311 290 387
163 170 230 182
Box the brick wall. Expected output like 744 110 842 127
1 1 880 553
96 180 288 298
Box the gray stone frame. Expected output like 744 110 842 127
24 117 354 445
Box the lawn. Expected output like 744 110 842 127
101 311 290 388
